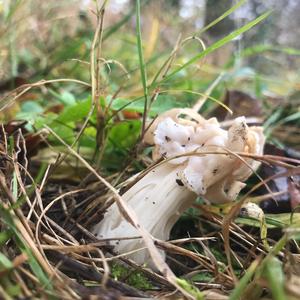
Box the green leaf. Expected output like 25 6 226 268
34 114 56 130
77 126 97 148
16 101 44 122
108 120 141 149
56 98 91 123
49 90 76 106
49 124 75 144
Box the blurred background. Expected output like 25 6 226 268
0 0 299 155
1 0 299 80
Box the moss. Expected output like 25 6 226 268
110 263 153 290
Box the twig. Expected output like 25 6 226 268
47 250 148 298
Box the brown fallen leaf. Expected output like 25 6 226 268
211 90 263 121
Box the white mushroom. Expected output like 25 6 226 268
93 109 265 268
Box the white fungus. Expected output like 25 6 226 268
93 108 265 268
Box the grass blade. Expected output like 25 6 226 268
197 0 246 35
160 89 232 114
161 10 272 83
264 257 286 300
0 206 52 290
136 0 149 133
229 259 260 300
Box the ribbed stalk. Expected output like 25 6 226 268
93 163 196 267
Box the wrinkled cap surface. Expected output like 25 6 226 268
145 109 265 204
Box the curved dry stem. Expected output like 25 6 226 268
35 189 84 252
192 73 225 113
151 34 207 87
99 58 130 79
160 89 232 114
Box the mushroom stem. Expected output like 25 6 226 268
93 163 196 267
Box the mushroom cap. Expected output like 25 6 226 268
144 110 265 204
144 108 206 145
